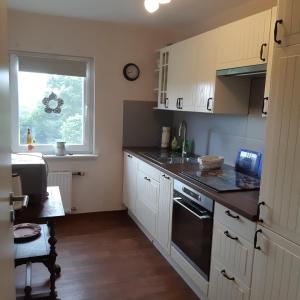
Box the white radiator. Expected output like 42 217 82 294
47 172 72 213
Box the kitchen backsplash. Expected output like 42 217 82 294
123 100 173 147
172 78 266 165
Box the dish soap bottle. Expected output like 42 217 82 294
171 136 178 151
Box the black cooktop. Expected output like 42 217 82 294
181 165 260 192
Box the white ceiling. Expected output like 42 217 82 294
8 0 275 33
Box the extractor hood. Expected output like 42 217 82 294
216 64 267 77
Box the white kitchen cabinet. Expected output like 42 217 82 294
217 9 272 70
123 152 138 214
167 37 196 111
157 172 173 253
275 0 300 47
259 43 300 245
136 169 159 238
193 29 219 113
211 221 254 288
158 47 170 109
209 260 250 300
263 7 278 117
250 225 300 300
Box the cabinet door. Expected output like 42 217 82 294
157 173 173 253
276 0 300 47
217 9 272 69
158 48 170 109
259 44 300 245
136 170 159 238
251 225 300 300
167 38 196 111
123 153 138 215
209 260 250 300
194 29 218 113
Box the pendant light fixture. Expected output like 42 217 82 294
144 0 159 13
144 0 172 13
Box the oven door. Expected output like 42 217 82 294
172 194 213 281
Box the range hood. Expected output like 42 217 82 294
216 64 267 77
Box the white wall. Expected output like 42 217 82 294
8 10 179 213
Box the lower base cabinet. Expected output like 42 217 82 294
136 169 159 239
250 225 300 300
209 260 250 300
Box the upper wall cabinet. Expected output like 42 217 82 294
217 9 272 70
167 37 197 111
275 0 300 47
158 47 170 109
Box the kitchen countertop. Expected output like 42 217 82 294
124 147 259 222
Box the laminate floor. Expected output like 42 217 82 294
15 211 199 300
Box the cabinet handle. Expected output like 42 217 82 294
221 270 235 281
225 210 240 219
162 174 170 180
144 176 151 182
254 229 263 250
165 97 169 109
179 98 183 109
176 98 179 109
262 97 268 115
224 230 239 241
257 201 265 223
207 98 213 111
274 19 283 45
260 43 267 62
127 154 133 158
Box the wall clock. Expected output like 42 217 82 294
123 63 140 81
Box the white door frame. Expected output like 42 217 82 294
0 0 16 298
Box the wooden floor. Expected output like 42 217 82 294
15 211 198 300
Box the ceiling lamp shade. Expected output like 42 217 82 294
144 0 159 13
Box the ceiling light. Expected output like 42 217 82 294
144 0 159 13
159 0 172 4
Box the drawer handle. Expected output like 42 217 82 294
254 229 262 250
224 230 239 241
127 154 133 158
221 269 235 281
144 177 151 182
162 174 170 180
225 210 240 219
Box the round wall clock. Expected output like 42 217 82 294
123 63 140 81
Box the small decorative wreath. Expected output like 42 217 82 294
42 92 64 114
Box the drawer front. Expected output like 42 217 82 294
214 203 256 243
138 160 161 182
212 221 254 287
209 260 250 300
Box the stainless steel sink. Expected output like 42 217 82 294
139 151 199 165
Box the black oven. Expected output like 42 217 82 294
172 180 214 281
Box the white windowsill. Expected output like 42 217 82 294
44 154 99 160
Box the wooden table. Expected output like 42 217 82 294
15 186 65 300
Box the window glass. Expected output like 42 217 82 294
18 72 84 146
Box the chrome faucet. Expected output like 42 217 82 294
179 120 187 157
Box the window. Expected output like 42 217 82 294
10 52 94 154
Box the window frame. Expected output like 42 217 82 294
10 51 95 154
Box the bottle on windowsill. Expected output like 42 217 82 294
26 128 34 151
